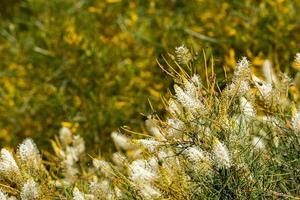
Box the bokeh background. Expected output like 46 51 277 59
0 0 299 152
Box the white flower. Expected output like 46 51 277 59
240 97 255 118
295 53 300 65
174 84 205 112
0 191 15 200
72 135 85 157
73 187 85 200
18 138 41 166
20 179 39 200
145 117 164 140
111 132 134 150
0 190 8 200
59 134 85 184
212 139 231 168
227 80 250 96
129 158 161 200
233 57 250 80
225 57 252 97
175 45 192 64
183 146 207 163
59 127 73 145
166 118 185 138
183 78 198 98
138 139 161 153
252 75 273 100
0 149 20 177
262 59 277 83
252 137 265 150
129 159 158 184
292 110 300 132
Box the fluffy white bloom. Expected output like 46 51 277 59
166 118 185 138
0 191 15 200
182 146 212 174
252 137 265 150
184 147 207 163
73 187 85 200
129 158 161 200
129 159 158 183
233 57 250 80
147 157 159 170
212 139 231 168
145 117 164 140
62 149 79 179
240 97 255 118
175 45 192 64
0 149 20 177
20 179 39 200
59 134 85 184
225 57 251 97
252 75 273 100
72 135 85 157
0 190 8 200
111 132 134 150
65 146 81 164
262 59 277 83
59 127 73 145
227 80 250 96
138 139 161 153
18 138 41 166
174 84 205 112
295 53 300 65
292 110 300 132
183 78 198 98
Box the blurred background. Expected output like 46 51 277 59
0 0 299 153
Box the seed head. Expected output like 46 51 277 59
212 139 231 168
175 45 192 64
0 149 20 178
18 138 41 166
20 179 39 200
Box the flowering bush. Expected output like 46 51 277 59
1 0 300 152
0 48 299 199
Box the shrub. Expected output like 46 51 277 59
1 0 300 152
0 50 299 199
